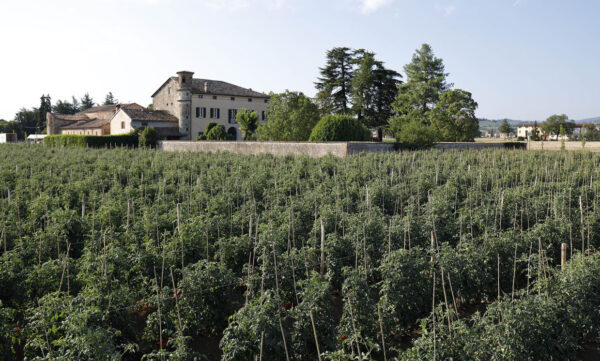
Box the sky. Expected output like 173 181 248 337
1 0 599 121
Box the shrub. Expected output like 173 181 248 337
205 124 230 141
138 127 159 148
392 118 435 149
309 114 371 142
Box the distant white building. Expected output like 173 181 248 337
0 133 17 143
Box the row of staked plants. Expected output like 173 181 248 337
1 143 600 360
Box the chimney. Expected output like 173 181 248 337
204 81 209 93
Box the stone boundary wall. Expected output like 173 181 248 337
159 141 527 157
159 141 350 157
434 142 525 150
527 141 600 152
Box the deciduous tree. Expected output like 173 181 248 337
258 91 320 141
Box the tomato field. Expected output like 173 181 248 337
2 144 600 360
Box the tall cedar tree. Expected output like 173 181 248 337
104 92 118 105
498 119 514 136
38 95 51 130
315 47 354 114
351 51 401 128
80 93 95 111
392 43 451 123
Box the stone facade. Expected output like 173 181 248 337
46 103 144 135
152 71 269 140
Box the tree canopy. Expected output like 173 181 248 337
541 114 574 137
389 44 478 144
498 119 515 136
235 109 259 140
258 91 320 141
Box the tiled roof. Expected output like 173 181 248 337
122 109 178 123
79 103 144 114
191 78 269 98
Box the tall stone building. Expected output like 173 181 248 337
151 71 270 140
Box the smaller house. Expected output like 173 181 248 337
110 108 181 139
47 103 145 135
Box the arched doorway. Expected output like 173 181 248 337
227 127 237 141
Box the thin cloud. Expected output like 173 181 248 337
198 0 288 10
360 0 394 14
435 3 456 17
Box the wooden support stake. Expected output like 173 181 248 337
309 311 323 361
320 219 325 276
561 243 567 271
377 303 387 361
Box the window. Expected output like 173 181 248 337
121 121 125 129
228 109 237 124
248 98 253 102
262 111 267 121
210 108 220 119
196 107 206 118
264 99 268 103
213 96 217 100
230 97 235 101
168 87 171 95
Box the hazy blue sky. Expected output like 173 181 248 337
1 0 599 121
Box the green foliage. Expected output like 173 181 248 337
530 121 541 140
220 291 287 361
44 132 139 147
258 91 320 141
235 109 259 140
80 93 95 111
430 89 479 141
498 119 514 136
316 47 355 114
205 124 230 141
139 126 160 148
103 92 118 105
350 51 401 128
309 114 371 142
2 145 600 360
389 117 435 149
541 114 574 138
397 254 600 361
392 44 450 118
389 44 478 144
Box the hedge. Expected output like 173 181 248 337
309 115 371 142
44 133 139 148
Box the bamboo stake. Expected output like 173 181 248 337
347 298 363 361
309 311 323 361
320 218 325 276
561 243 567 271
259 331 264 361
377 303 387 361
153 267 165 361
170 267 183 338
512 245 517 301
580 196 585 259
497 254 501 299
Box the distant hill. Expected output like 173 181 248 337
578 116 600 123
478 118 530 131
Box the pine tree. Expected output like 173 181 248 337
80 93 95 111
351 51 401 128
103 92 118 105
38 94 52 130
315 47 355 114
392 43 451 122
